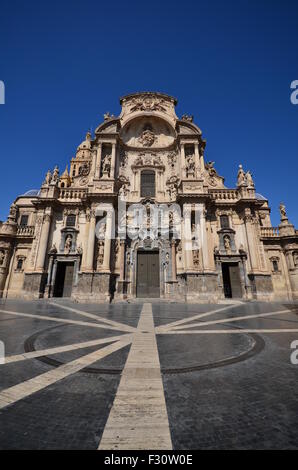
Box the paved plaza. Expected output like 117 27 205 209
0 299 298 449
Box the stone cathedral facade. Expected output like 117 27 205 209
0 92 297 302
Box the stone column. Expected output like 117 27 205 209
194 143 200 176
199 205 210 271
119 239 126 281
85 211 96 271
243 209 258 271
36 213 51 271
183 205 193 271
81 213 90 270
102 211 113 272
110 143 116 179
180 143 186 179
95 143 102 178
171 239 177 281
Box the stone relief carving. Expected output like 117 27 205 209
96 241 105 268
138 128 156 147
130 96 167 113
78 162 90 177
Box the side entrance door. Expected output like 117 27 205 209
137 251 160 298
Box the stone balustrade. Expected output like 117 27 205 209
260 226 279 237
209 189 239 201
16 225 35 237
59 188 87 200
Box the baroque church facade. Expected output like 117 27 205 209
0 92 297 302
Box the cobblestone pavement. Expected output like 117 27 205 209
0 299 297 449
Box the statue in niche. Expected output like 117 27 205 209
97 222 106 240
0 250 5 266
279 202 287 220
77 244 83 255
52 166 59 183
97 241 105 268
293 252 298 267
102 154 111 177
224 235 231 252
193 249 200 267
186 154 195 177
64 234 72 253
245 170 254 188
237 164 246 186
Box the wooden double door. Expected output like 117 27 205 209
53 262 74 297
222 262 242 298
136 251 160 298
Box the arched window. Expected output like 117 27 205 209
141 170 155 198
220 214 230 229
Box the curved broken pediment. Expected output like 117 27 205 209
120 116 176 149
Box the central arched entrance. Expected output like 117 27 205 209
136 250 160 298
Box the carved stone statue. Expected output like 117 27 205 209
293 252 298 267
104 112 115 120
44 170 52 185
246 170 254 188
186 154 195 177
193 249 200 267
52 166 59 183
64 234 72 253
237 164 246 186
279 202 287 220
97 241 105 268
224 235 231 251
9 203 17 220
102 154 111 176
181 114 193 122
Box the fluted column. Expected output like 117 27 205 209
102 211 113 271
119 240 126 281
110 143 116 179
85 211 96 271
194 143 200 176
81 213 90 270
183 205 193 271
171 239 177 281
199 205 210 270
181 143 186 178
36 213 51 271
95 143 102 178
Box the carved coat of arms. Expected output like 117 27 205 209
138 129 156 147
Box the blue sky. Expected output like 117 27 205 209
0 0 297 226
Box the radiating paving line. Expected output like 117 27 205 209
98 303 172 450
156 304 239 332
171 309 292 330
0 336 132 410
0 308 130 333
4 334 129 364
50 301 136 333
159 329 298 334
